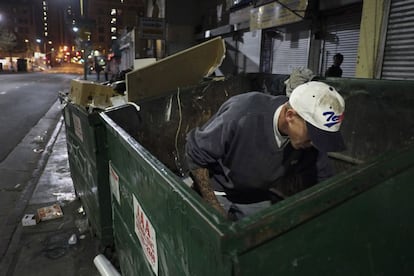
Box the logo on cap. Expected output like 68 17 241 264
323 111 344 128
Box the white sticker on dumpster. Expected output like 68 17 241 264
133 195 158 275
109 162 120 205
72 114 83 142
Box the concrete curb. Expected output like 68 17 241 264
0 101 64 268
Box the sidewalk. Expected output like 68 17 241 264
1 114 104 275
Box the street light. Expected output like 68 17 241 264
24 39 30 59
73 24 89 80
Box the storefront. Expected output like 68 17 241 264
320 4 362 77
265 21 311 74
202 0 364 77
380 0 414 80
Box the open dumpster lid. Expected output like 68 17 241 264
126 37 226 102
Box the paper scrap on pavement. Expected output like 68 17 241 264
37 203 64 221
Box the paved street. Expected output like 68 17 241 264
0 72 77 162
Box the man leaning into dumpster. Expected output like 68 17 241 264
185 81 346 220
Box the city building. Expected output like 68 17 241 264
1 0 414 80
0 0 37 70
87 0 145 55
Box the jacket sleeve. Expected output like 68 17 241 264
185 100 237 170
316 151 334 182
294 148 334 188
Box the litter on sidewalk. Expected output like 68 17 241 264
37 203 64 221
21 214 39 226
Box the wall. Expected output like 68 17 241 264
355 0 387 78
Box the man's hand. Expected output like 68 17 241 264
191 168 227 218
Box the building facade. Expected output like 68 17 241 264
0 0 37 69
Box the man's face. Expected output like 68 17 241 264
287 111 312 149
333 56 343 66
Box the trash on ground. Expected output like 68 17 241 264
68 233 78 245
77 206 85 214
42 232 73 260
94 254 121 276
33 135 44 143
52 192 76 202
21 214 39 226
37 203 64 221
75 217 89 234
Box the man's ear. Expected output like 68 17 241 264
285 108 297 122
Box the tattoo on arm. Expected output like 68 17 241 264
191 168 227 218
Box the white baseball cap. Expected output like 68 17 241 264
289 81 345 152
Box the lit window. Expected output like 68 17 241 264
111 27 116 33
111 9 116 15
111 18 116 24
111 36 117 40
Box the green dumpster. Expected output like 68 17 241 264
100 77 414 275
322 77 414 161
62 101 113 247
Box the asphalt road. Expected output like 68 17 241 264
0 69 81 162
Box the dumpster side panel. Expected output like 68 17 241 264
235 155 414 275
322 78 414 161
112 204 153 276
103 108 232 276
63 103 113 246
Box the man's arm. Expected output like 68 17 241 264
191 167 227 218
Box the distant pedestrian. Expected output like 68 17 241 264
104 61 111 82
152 0 159 18
95 63 103 81
325 53 344 77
